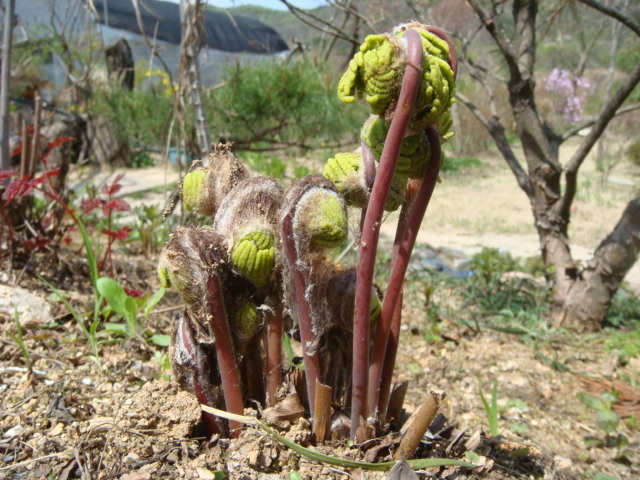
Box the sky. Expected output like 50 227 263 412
166 0 328 10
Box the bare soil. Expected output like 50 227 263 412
1 139 639 479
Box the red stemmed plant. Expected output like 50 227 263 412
81 173 132 276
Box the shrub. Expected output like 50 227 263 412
206 58 363 149
463 248 548 316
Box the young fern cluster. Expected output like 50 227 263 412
159 22 457 442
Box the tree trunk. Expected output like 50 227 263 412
105 38 135 91
560 196 640 331
1 0 16 172
179 0 210 158
505 0 579 304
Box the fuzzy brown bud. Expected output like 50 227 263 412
182 144 248 217
158 226 229 342
214 176 284 287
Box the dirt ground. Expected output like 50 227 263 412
1 139 639 479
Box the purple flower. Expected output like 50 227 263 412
543 68 590 124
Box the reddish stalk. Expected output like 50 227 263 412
358 142 377 235
176 317 221 437
378 292 403 418
206 275 245 437
350 29 424 439
366 177 420 416
101 204 115 276
265 303 283 407
281 209 322 419
375 127 442 418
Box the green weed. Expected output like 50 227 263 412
8 309 31 367
479 378 499 437
97 277 166 344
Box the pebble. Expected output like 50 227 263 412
49 422 65 436
126 451 140 463
554 455 573 469
4 424 25 439
0 285 53 325
196 468 218 479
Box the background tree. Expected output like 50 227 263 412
456 0 640 330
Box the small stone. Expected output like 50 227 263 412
196 468 218 479
125 452 140 463
554 456 572 470
4 425 25 439
48 423 65 436
166 450 180 463
0 285 53 325
122 473 151 480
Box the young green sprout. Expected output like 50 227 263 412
280 175 348 420
333 23 456 437
159 226 244 436
214 176 283 288
182 145 248 217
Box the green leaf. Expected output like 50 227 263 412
201 405 476 472
593 473 619 480
596 409 619 434
478 378 499 437
600 391 618 405
406 363 422 374
124 296 138 326
578 392 605 411
144 287 166 320
150 334 171 347
103 322 129 336
263 420 473 471
465 451 480 463
97 277 129 316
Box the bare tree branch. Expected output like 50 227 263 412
457 92 531 195
467 0 522 82
131 0 174 84
575 0 640 37
326 0 378 34
538 0 569 43
558 60 640 217
575 23 607 77
279 0 360 46
560 103 640 142
459 29 508 84
323 0 353 60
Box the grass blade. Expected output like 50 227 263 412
201 405 475 472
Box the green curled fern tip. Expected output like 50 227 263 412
322 152 369 208
361 116 431 180
337 34 402 114
232 302 261 343
182 169 208 213
231 230 276 288
296 189 348 248
338 24 456 137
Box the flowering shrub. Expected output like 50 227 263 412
543 68 591 124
